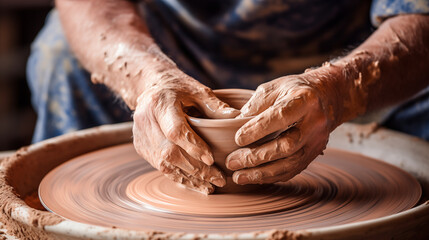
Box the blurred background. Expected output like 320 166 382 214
0 0 398 153
0 0 52 151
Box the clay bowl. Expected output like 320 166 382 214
1 123 429 239
187 89 256 192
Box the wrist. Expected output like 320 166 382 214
311 52 380 128
303 62 363 130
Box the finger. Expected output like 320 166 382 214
232 149 306 185
133 103 168 161
162 165 215 195
226 128 301 170
158 143 225 187
238 84 277 118
177 147 226 187
197 91 241 119
235 96 305 146
134 104 225 187
157 103 215 165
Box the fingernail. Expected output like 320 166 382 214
235 128 243 141
235 133 247 146
235 173 250 185
212 177 226 187
227 160 242 170
201 154 214 165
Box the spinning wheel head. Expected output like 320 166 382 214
39 143 421 233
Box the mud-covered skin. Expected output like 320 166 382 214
56 0 429 191
56 0 240 194
227 72 337 185
133 70 241 194
227 14 429 185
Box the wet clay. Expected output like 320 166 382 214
187 89 259 192
39 143 421 234
24 191 46 211
0 181 63 240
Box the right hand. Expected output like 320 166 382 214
132 69 240 194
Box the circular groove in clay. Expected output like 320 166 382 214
39 143 421 233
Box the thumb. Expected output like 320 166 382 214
237 86 276 118
198 93 241 119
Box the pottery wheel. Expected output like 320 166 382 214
39 143 421 233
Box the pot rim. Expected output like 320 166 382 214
187 89 255 127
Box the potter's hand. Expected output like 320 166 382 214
226 68 346 185
133 69 240 194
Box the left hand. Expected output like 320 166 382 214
226 68 345 185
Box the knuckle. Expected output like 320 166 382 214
136 92 159 116
148 93 160 107
244 154 258 168
300 87 318 102
146 88 174 108
252 170 264 182
256 83 271 95
159 145 180 163
277 104 290 117
287 96 304 108
280 131 300 150
276 98 300 117
145 90 161 106
164 121 184 142
279 138 294 153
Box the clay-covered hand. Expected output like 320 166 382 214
226 68 345 185
133 69 240 194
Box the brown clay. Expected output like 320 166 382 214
39 143 421 233
188 89 260 192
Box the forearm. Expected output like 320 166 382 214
56 0 177 109
312 14 429 125
228 14 429 186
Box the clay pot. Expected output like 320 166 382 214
187 89 257 192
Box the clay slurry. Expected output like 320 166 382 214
39 143 421 233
